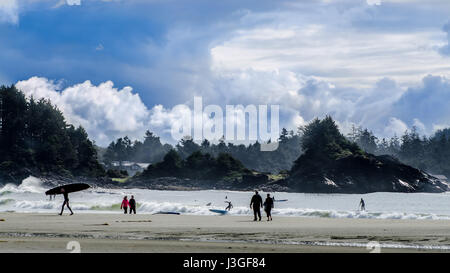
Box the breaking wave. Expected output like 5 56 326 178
0 177 449 220
83 202 450 220
0 176 46 194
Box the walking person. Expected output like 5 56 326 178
359 198 366 211
121 196 129 214
59 188 73 216
129 195 137 214
264 193 274 221
250 190 263 221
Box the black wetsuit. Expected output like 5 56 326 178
129 198 136 214
250 194 263 221
60 192 73 215
264 197 274 219
225 202 233 211
360 199 365 211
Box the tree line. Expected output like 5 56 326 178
103 128 302 173
348 126 450 177
105 123 450 178
0 85 104 178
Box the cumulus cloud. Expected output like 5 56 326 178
54 0 82 8
366 0 381 5
439 21 450 55
0 0 18 24
392 75 450 135
66 0 81 5
6 1 450 144
16 77 150 146
413 118 426 134
95 43 104 51
384 117 408 137
209 3 449 89
14 76 236 146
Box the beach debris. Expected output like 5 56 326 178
0 219 5 221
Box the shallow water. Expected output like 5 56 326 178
1 176 449 220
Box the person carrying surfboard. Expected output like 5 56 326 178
250 190 263 221
59 188 73 216
121 196 130 214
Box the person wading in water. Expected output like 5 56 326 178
359 198 366 211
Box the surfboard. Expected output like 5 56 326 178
274 199 288 202
153 211 181 215
45 183 90 195
209 209 228 215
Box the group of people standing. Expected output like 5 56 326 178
250 190 274 221
120 195 137 214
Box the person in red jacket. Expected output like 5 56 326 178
120 196 129 214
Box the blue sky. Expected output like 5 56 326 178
2 0 450 146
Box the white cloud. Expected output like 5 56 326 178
0 0 18 24
367 0 381 6
210 3 449 89
14 76 215 146
54 0 82 8
66 0 81 6
413 118 426 134
95 43 104 51
16 77 150 146
432 123 450 133
384 117 408 137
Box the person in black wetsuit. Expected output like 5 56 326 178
250 190 263 221
359 198 366 211
59 188 73 216
129 195 137 214
225 201 233 211
263 193 274 221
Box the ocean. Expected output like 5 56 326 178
1 176 450 220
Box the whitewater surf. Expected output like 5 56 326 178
1 176 450 220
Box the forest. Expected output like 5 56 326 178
0 85 104 181
104 123 450 178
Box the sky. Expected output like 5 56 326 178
1 0 450 146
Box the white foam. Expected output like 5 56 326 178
0 176 46 194
1 177 450 220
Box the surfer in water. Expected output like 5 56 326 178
250 190 263 221
59 188 73 216
359 198 366 211
129 195 136 214
121 196 129 214
263 193 274 221
225 201 233 211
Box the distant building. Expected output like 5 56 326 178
108 161 151 176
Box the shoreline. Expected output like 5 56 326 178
1 212 449 253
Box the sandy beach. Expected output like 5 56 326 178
0 212 449 253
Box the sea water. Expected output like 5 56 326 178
1 176 450 220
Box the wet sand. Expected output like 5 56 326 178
0 212 449 253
